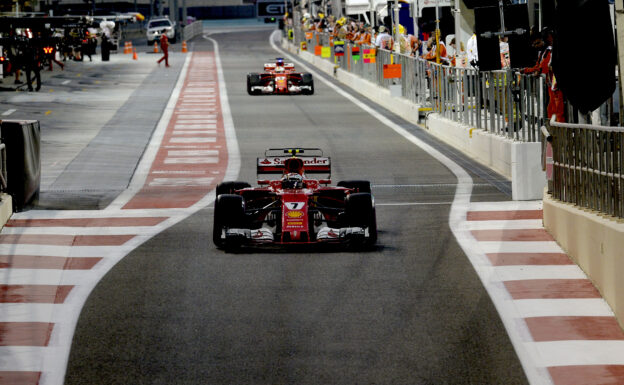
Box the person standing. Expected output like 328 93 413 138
157 33 169 67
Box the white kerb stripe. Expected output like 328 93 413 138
164 157 219 164
149 177 214 186
169 137 216 143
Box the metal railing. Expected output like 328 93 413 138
0 143 7 192
293 26 548 143
545 117 624 219
183 21 203 41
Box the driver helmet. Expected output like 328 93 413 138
282 173 304 189
276 58 285 66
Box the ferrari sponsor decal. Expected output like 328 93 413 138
258 157 329 166
286 221 303 226
287 211 304 218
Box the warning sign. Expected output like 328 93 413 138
321 46 331 58
300 41 307 51
363 48 376 63
334 40 344 57
383 64 402 79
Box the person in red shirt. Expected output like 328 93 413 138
157 34 169 67
523 29 565 122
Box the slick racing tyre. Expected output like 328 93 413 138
344 192 377 247
338 180 372 194
301 73 314 95
213 194 246 248
247 73 262 95
216 181 251 196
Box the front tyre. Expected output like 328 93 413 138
213 194 246 248
345 192 377 247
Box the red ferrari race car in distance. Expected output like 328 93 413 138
246 58 314 95
213 148 376 250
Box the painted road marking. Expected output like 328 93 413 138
2 109 16 116
167 150 218 156
169 137 216 143
62 80 71 85
164 157 219 164
148 177 215 187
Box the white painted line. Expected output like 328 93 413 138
173 131 216 135
168 150 218 156
0 268 96 285
0 346 46 371
164 157 219 164
529 341 624 367
2 109 16 116
376 202 453 206
490 265 588 282
513 299 616 318
174 114 217 119
0 303 73 323
169 137 216 143
176 119 217 123
62 80 71 85
149 177 214 187
174 125 217 129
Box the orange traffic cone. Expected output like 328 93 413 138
133 48 138 60
128 41 133 52
153 42 159 53
181 41 188 53
124 41 130 54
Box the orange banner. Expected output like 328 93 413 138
383 64 402 79
315 45 322 56
305 32 314 40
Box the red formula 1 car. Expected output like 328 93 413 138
213 148 376 250
246 58 314 95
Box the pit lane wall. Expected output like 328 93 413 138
543 193 624 329
281 38 545 201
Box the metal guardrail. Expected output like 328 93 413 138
544 116 624 219
0 143 6 192
183 21 203 42
294 27 548 143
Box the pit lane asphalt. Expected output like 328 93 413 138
63 27 529 384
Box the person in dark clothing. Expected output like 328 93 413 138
23 39 42 91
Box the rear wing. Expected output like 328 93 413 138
257 148 331 176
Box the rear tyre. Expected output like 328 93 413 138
213 194 246 248
344 192 377 247
338 180 372 194
216 181 251 196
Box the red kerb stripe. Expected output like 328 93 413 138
0 234 134 246
548 365 624 385
0 255 101 270
467 210 543 221
0 372 41 385
504 279 601 299
0 285 73 303
526 316 624 342
487 253 572 266
471 229 554 242
6 217 167 227
0 322 54 346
